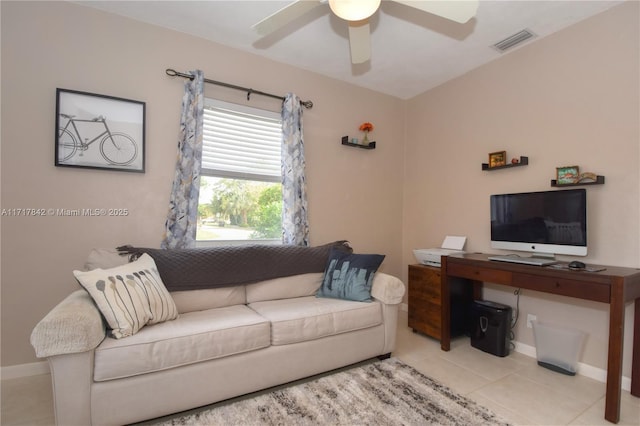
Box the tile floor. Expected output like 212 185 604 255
2 311 639 425
393 311 640 425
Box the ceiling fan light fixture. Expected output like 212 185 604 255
328 0 381 21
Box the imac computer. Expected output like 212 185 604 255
489 189 587 266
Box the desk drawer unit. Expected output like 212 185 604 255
408 264 473 340
408 265 442 339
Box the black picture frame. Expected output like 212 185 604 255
55 88 145 173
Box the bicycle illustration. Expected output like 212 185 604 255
57 114 138 166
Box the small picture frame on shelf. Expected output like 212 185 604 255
556 165 580 185
488 151 506 168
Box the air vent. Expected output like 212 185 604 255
492 29 536 53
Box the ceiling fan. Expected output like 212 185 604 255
252 0 479 64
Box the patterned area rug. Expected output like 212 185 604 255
152 358 510 425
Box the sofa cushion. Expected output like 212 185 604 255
245 273 323 304
93 305 270 381
317 249 385 302
248 296 382 346
171 286 246 314
74 254 178 338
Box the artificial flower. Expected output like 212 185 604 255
359 122 374 133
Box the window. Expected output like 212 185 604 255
197 99 283 244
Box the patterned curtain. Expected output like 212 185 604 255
281 93 309 246
161 70 204 249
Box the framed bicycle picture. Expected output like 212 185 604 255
55 88 145 172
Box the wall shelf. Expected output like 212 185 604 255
551 175 605 187
341 136 376 150
482 156 528 171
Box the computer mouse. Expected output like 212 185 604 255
568 261 586 270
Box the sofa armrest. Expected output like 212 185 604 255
371 273 405 305
30 290 106 358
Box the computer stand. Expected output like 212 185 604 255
487 252 557 266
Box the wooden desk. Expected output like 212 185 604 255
440 253 640 424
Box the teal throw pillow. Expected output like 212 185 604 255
317 249 385 302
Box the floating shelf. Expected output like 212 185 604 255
482 156 528 171
551 175 605 187
341 136 376 150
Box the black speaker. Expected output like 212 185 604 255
470 300 512 357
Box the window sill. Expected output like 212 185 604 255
195 239 282 248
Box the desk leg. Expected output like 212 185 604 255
472 280 482 301
441 257 451 351
440 257 482 353
632 298 640 397
605 280 625 423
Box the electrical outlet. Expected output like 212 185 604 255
527 314 537 329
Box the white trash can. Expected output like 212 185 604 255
532 321 586 376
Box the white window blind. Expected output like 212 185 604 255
202 99 282 182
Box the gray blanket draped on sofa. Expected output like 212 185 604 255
116 240 352 292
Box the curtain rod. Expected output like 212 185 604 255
165 68 313 109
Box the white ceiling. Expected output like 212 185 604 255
77 0 623 99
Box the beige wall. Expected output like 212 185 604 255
0 1 405 366
1 0 638 378
403 2 639 376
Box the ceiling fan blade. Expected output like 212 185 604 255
392 0 478 24
348 20 371 64
252 0 324 36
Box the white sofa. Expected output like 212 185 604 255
31 244 405 425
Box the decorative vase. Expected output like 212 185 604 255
362 131 369 145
